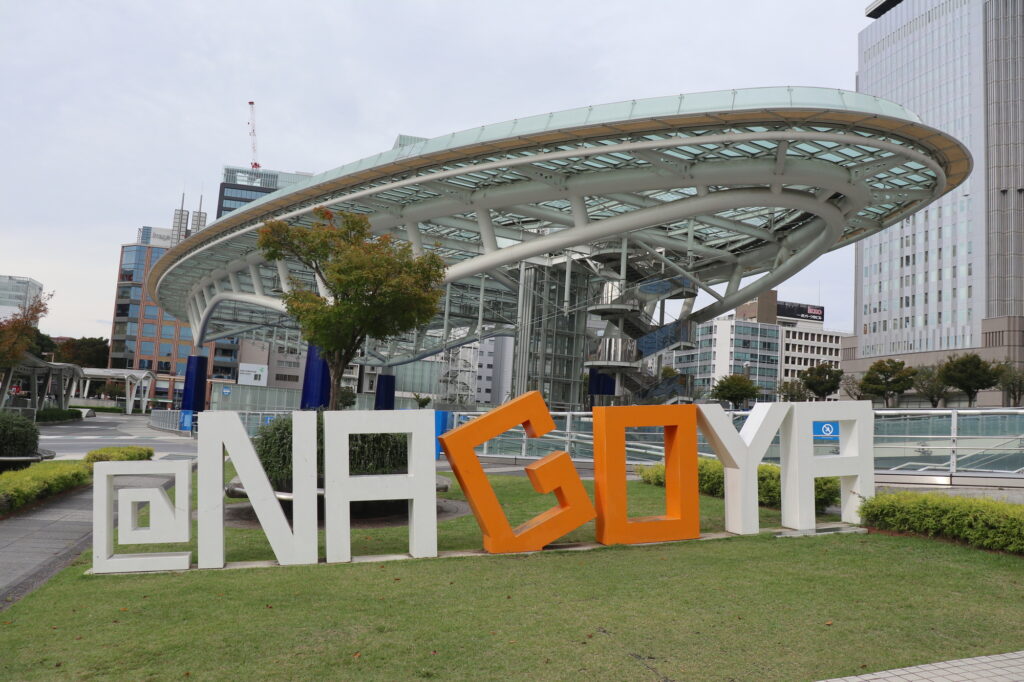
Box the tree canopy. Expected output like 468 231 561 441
840 373 866 401
709 374 760 409
997 362 1024 407
911 364 950 408
0 294 50 371
799 363 843 400
258 208 446 410
939 353 1000 407
56 337 109 368
861 359 916 407
777 378 810 402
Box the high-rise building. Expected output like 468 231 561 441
109 223 238 407
0 275 43 320
216 166 313 219
845 0 1024 405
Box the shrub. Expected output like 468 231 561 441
860 492 1024 555
0 411 39 458
83 446 154 465
36 408 83 422
636 458 840 513
0 460 91 515
253 413 408 490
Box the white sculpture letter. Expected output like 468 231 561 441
779 401 875 530
697 403 791 535
198 411 318 568
323 410 438 563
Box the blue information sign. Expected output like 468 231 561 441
813 421 839 441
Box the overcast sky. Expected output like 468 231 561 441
0 1 874 339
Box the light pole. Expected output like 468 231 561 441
743 361 752 410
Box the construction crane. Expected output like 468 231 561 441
248 100 261 170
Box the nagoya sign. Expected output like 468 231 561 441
92 392 874 573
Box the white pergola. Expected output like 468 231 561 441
0 353 83 412
75 368 156 415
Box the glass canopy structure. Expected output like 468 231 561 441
149 86 970 409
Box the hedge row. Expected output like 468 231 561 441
0 446 155 516
69 406 124 414
860 492 1024 555
36 408 84 422
83 446 154 464
0 461 91 515
637 458 841 513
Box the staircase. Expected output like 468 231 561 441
583 245 698 403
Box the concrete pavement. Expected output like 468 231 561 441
1 414 195 609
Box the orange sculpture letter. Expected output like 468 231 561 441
593 405 700 545
438 391 596 553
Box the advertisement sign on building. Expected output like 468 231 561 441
777 301 825 322
237 363 268 387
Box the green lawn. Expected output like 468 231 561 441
1 474 1022 680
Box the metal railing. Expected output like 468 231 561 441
149 409 182 432
449 407 1024 477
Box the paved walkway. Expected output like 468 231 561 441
820 650 1024 681
0 486 92 610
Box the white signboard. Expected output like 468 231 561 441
237 363 268 387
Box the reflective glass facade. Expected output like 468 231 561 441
855 0 1022 358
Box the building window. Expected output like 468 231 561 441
142 323 157 337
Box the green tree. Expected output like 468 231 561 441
0 294 50 391
939 353 1000 407
29 329 56 359
99 381 125 399
258 208 446 410
911 364 950 408
799 363 843 400
777 379 811 402
412 393 432 408
840 373 866 400
660 366 679 380
336 386 357 409
861 359 917 407
709 374 760 409
996 362 1024 407
55 337 109 368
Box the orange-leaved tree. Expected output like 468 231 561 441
0 293 52 392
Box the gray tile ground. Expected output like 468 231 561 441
820 650 1024 681
0 472 181 610
0 487 93 610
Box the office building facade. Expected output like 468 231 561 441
0 275 44 320
673 291 846 401
846 0 1024 405
109 226 237 406
216 166 313 219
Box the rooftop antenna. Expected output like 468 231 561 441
248 100 261 170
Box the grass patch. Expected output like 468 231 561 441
1 474 1021 680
